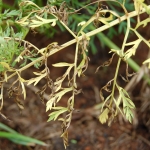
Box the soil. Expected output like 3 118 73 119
1 2 150 150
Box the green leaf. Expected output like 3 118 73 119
0 123 17 133
123 107 134 123
0 132 47 146
119 88 135 123
0 123 46 146
48 107 68 121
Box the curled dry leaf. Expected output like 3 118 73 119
95 53 115 73
0 112 11 122
99 79 114 102
15 96 24 110
120 63 136 82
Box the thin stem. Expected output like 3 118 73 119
0 84 4 110
74 0 128 15
109 57 121 107
71 41 80 109
78 16 95 36
130 28 150 47
73 42 79 88
121 17 130 53
4 37 40 52
60 20 77 39
109 16 131 106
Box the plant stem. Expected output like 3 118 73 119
121 17 130 52
6 5 150 81
0 84 4 110
109 58 121 107
109 16 130 106
60 20 77 38
73 42 79 88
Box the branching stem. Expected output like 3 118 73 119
6 5 150 81
109 16 131 107
109 57 121 107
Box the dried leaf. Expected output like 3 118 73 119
96 53 115 73
77 52 89 77
100 79 113 101
100 89 105 101
15 97 24 110
16 72 27 99
108 113 115 126
61 130 69 149
0 112 11 121
120 74 129 82
120 63 136 82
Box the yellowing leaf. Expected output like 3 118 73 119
0 62 11 70
46 88 73 111
52 62 74 67
16 72 27 99
46 97 56 111
16 11 34 26
143 58 150 68
19 1 41 9
135 18 150 29
27 68 47 85
78 21 86 26
134 0 145 13
15 55 23 62
15 97 24 110
99 108 109 124
124 39 142 60
29 16 58 28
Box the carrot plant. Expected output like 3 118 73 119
0 0 150 148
